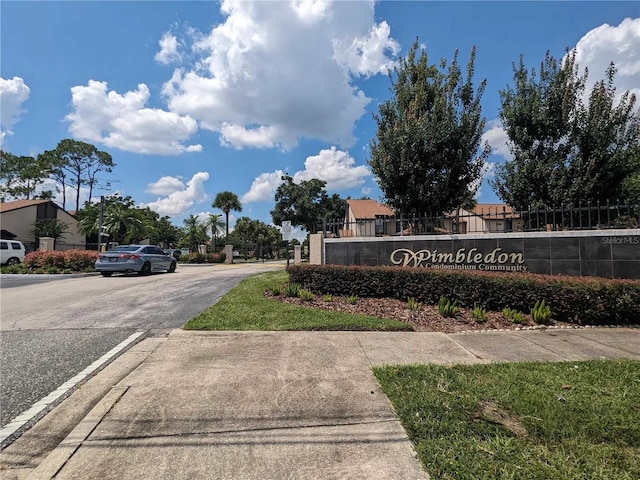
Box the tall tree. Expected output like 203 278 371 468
0 150 54 200
234 216 257 260
270 175 333 234
38 139 114 211
150 216 181 248
212 191 242 244
368 39 489 215
492 51 639 209
77 195 144 244
207 213 226 252
181 215 209 252
102 203 146 244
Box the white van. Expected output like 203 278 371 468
0 240 26 266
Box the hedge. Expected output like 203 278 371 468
287 264 640 325
180 252 226 264
23 250 98 272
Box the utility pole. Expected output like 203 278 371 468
98 195 105 251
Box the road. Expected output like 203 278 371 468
0 262 284 430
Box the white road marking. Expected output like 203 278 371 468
0 331 145 444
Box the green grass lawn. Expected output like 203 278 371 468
183 270 412 331
374 359 640 480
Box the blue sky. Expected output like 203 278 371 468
2 1 639 237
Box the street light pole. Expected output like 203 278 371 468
98 196 105 251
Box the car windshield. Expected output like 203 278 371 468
109 246 140 252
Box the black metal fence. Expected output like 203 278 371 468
324 202 639 238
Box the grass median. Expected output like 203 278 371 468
183 270 412 331
374 359 640 480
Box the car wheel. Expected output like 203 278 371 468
101 272 113 277
6 257 19 266
168 261 176 273
139 262 152 276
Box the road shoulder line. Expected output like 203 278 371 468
0 331 145 445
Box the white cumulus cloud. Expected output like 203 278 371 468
293 146 370 190
573 17 640 101
241 170 285 203
0 76 30 140
162 0 398 149
155 32 183 65
480 119 513 161
139 171 210 216
485 18 640 163
145 176 186 195
241 146 370 203
65 80 202 155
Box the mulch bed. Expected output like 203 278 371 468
270 293 576 333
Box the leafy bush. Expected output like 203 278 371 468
287 265 640 325
438 296 459 317
470 304 487 323
181 252 226 264
23 250 98 273
1 264 27 274
267 284 282 296
502 308 525 324
531 300 552 324
298 289 314 301
407 297 422 311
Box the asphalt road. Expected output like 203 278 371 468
0 263 284 428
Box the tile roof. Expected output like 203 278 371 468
347 199 395 219
470 204 520 219
0 199 51 213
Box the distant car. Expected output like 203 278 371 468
95 245 177 277
163 248 182 260
1 240 26 266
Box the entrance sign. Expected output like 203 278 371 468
281 221 292 241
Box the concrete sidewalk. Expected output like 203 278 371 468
2 328 639 480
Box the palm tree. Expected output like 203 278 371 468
103 204 146 244
31 218 69 249
182 215 209 252
212 191 242 244
207 213 226 252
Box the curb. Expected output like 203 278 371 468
0 332 145 447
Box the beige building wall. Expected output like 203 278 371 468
1 206 39 243
55 209 86 250
0 204 85 250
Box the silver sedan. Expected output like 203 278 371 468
95 245 177 277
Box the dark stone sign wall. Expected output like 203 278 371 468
323 231 640 279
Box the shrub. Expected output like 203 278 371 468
531 300 552 324
205 252 226 263
181 253 205 264
1 264 27 274
287 264 640 325
438 296 459 318
322 294 333 302
284 283 301 297
267 284 282 296
407 297 422 311
471 304 487 323
298 289 314 301
502 308 525 324
348 294 358 305
23 250 98 272
181 252 227 264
